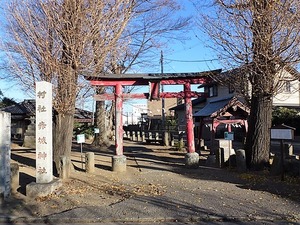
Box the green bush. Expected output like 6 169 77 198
272 107 300 135
73 123 95 138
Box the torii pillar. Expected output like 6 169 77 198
112 83 127 172
184 82 199 168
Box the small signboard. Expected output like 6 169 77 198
94 128 100 134
270 124 295 140
224 132 234 140
77 134 85 143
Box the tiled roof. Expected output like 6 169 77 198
1 99 35 116
194 98 232 117
170 97 206 111
74 108 93 122
1 99 92 121
193 97 249 117
85 69 222 81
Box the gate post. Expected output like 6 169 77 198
184 82 199 168
113 83 126 172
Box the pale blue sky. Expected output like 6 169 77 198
0 1 221 111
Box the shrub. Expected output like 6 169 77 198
272 107 300 135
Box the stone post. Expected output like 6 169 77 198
131 131 135 141
59 156 70 180
134 131 138 141
112 155 126 172
141 131 145 143
0 112 11 201
137 131 141 142
85 152 95 173
10 163 19 193
284 144 293 158
163 132 169 147
155 132 159 141
179 133 184 151
170 133 175 146
35 81 53 183
26 81 62 198
149 132 152 141
199 139 205 148
236 149 247 173
215 147 224 168
214 139 233 165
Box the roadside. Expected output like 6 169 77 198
1 140 300 224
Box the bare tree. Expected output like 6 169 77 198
93 0 191 146
1 0 135 177
196 0 300 169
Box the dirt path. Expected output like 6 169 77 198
4 140 300 222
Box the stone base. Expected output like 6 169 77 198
26 178 62 198
185 152 199 168
23 135 36 148
112 155 127 172
236 149 247 173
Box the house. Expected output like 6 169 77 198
123 103 147 126
170 97 206 131
1 99 93 147
272 66 300 108
146 98 178 130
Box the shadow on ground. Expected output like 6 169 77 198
73 140 300 205
9 139 300 216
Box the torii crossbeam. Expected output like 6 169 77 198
85 69 221 171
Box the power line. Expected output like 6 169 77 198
164 58 219 63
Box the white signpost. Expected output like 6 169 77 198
271 127 294 140
36 81 53 184
0 112 11 199
77 134 85 169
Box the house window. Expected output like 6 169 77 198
209 85 218 97
284 81 291 93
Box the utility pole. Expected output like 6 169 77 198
160 50 165 130
160 51 169 146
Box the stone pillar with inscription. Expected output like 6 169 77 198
0 112 11 201
35 81 53 183
26 81 62 198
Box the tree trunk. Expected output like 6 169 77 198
245 0 274 170
107 101 115 140
93 100 110 146
245 93 272 170
93 86 111 146
53 112 74 177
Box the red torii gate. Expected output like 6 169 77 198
85 70 221 171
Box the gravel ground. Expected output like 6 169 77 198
1 140 300 224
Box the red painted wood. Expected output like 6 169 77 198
94 93 150 101
115 83 123 156
184 83 195 154
94 91 205 101
150 82 160 100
